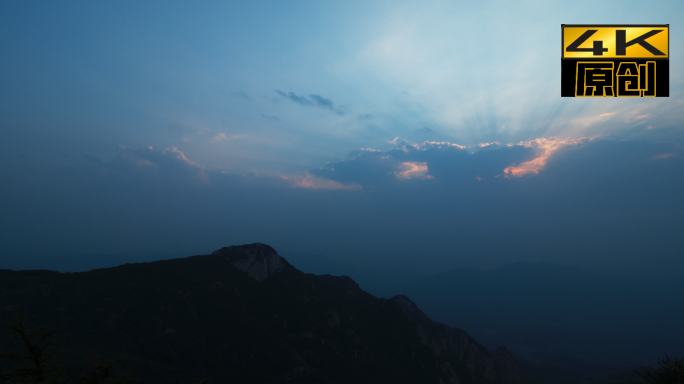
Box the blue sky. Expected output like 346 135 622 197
1 1 683 278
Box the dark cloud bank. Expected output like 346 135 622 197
2 138 682 282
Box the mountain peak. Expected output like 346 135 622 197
212 243 290 282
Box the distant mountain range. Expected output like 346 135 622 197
1 243 531 384
279 252 682 384
386 262 683 383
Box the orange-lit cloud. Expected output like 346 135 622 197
395 161 433 179
652 153 675 160
163 146 205 170
479 142 500 148
162 146 209 184
281 171 361 190
503 137 587 177
624 113 651 123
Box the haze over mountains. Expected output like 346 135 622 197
282 252 683 383
2 245 679 383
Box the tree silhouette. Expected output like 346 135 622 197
0 310 67 384
77 356 137 384
189 379 214 384
1 309 217 384
635 354 684 384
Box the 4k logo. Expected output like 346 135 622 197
563 26 668 58
561 25 669 97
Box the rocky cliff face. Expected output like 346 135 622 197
390 295 530 384
213 243 290 282
492 347 531 384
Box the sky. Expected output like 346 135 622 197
1 0 683 280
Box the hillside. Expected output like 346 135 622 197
391 262 684 382
0 243 529 384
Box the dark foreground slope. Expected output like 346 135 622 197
0 243 529 384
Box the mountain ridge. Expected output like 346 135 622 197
0 243 530 384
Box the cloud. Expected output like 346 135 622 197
411 141 467 151
210 133 245 143
503 137 588 177
310 149 400 189
570 112 616 128
394 162 433 179
309 94 334 110
205 137 682 195
208 170 360 191
275 90 346 114
162 147 204 170
311 140 504 188
309 138 598 188
418 127 433 134
211 133 228 143
281 171 361 190
99 146 209 185
652 153 675 160
479 142 500 148
232 91 250 100
88 145 360 191
275 90 313 106
624 112 651 123
261 114 280 121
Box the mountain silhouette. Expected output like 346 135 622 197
0 243 530 384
